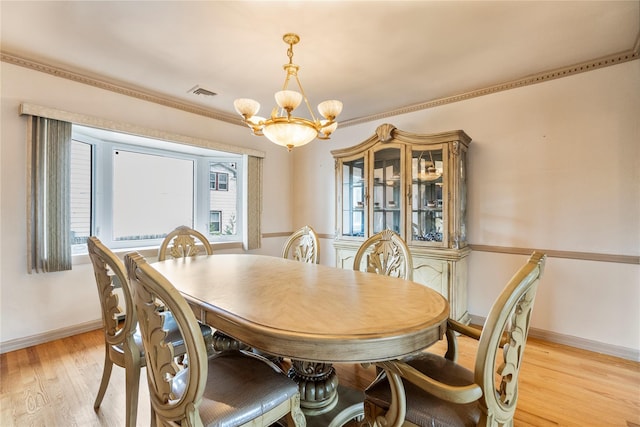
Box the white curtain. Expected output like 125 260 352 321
26 116 72 273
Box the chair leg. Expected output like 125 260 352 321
124 361 141 427
328 403 364 427
286 397 307 427
94 349 113 410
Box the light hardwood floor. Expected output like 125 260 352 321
1 329 639 426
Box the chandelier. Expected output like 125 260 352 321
233 33 342 151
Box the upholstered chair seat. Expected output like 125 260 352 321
171 352 301 426
365 352 481 426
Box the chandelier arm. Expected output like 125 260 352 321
281 69 293 91
294 73 319 123
270 106 282 120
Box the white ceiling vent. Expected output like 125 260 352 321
188 85 217 97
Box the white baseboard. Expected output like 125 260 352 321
0 319 103 354
469 315 639 362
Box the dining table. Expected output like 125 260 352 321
151 253 449 427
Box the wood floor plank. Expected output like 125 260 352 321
1 329 638 426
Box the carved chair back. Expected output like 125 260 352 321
88 236 137 356
473 251 546 424
87 236 142 427
282 225 320 264
353 229 413 280
158 225 213 261
365 252 546 427
125 251 206 425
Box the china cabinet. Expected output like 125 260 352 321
332 124 471 323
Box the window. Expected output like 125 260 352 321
210 172 217 190
217 172 228 191
70 125 244 253
209 171 229 191
209 211 221 234
208 163 237 235
112 149 194 241
70 140 92 246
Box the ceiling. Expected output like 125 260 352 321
1 1 639 127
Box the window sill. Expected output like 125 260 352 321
73 241 244 266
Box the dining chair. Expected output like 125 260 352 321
353 228 413 280
329 229 414 426
157 225 214 261
159 225 247 353
363 251 547 427
125 251 307 427
281 226 341 412
87 236 213 427
282 225 320 264
274 225 320 359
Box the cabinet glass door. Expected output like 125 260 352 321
457 148 468 248
410 147 445 245
341 157 365 237
372 148 401 234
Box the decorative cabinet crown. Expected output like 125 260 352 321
331 124 471 250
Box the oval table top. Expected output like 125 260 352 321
151 254 449 363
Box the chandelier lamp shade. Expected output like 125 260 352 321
233 33 342 151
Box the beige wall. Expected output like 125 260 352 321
1 59 639 359
0 62 294 347
292 60 640 359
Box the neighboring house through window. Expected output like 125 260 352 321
210 171 229 191
208 163 237 235
70 125 243 253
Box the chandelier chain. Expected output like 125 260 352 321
287 44 294 64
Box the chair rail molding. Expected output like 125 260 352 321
265 234 639 265
469 244 639 265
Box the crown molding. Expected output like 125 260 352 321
3 42 639 129
341 45 640 127
1 51 243 127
